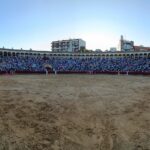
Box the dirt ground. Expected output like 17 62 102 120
0 74 149 150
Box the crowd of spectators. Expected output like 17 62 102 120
0 56 150 73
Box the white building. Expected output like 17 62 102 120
120 35 134 52
51 39 86 52
110 47 117 52
95 49 102 52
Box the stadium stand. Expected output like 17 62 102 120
0 55 150 75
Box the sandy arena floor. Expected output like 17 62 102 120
0 74 149 150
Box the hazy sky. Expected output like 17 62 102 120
0 0 150 51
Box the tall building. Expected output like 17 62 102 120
51 39 86 52
120 35 134 52
120 35 150 52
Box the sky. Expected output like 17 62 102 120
0 0 150 51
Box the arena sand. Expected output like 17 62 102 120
0 74 149 150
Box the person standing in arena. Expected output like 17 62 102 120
53 68 57 75
45 68 48 75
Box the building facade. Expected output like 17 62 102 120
0 47 149 59
120 35 134 52
110 47 117 52
120 35 150 52
51 39 86 52
134 46 150 51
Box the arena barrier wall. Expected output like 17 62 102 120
0 71 150 75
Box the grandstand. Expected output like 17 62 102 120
0 47 150 75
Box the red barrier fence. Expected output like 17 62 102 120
0 71 150 75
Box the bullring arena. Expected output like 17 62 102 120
0 48 150 150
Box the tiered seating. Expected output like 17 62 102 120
0 56 150 73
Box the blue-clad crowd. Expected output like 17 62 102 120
0 56 150 73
